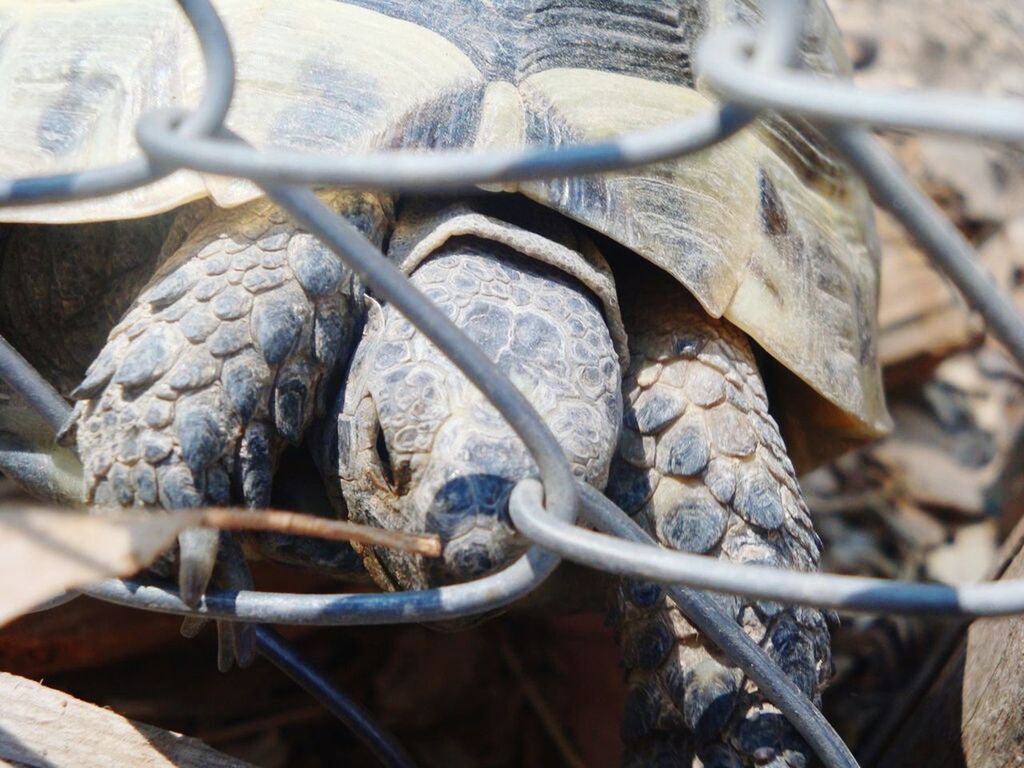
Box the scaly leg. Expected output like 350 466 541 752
66 192 390 667
608 278 832 767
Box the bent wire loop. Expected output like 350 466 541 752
3 0 1024 766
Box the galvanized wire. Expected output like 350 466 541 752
0 335 70 435
3 0 1024 766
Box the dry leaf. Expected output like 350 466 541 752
0 505 441 627
0 507 194 626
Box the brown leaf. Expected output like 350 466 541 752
0 506 195 626
0 504 441 627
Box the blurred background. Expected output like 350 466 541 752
2 1 1023 766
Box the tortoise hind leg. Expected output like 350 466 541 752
607 280 831 767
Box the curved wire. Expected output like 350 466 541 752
255 627 415 768
0 0 235 206
82 574 542 624
697 25 1024 143
133 104 754 193
826 126 1024 371
509 479 1024 617
582 484 856 768
125 0 809 191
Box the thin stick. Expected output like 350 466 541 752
198 509 441 557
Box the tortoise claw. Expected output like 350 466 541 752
179 616 208 639
215 533 256 671
216 620 237 673
213 622 257 673
175 533 256 671
231 622 257 669
177 527 220 608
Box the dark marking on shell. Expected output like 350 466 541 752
759 169 790 236
341 0 700 86
37 62 119 155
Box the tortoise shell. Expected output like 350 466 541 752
0 0 890 467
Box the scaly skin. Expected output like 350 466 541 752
338 235 622 589
338 208 832 762
608 276 832 767
65 191 390 666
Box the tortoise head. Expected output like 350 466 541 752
335 226 623 590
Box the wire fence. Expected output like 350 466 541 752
2 0 1023 766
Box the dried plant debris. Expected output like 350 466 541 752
806 348 1024 749
806 1 1024 752
0 671 253 768
0 503 438 627
0 507 188 626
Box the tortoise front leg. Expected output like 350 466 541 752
608 280 832 767
65 192 389 669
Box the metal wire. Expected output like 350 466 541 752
255 627 416 768
576 483 858 768
3 0 1024 767
0 334 71 435
698 25 1024 143
0 0 235 207
134 104 756 193
511 480 1024 618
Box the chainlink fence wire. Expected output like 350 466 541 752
2 0 1024 766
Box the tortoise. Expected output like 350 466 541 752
0 0 891 765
